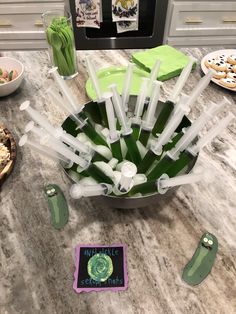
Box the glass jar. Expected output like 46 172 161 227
42 10 78 80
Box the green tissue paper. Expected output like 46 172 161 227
132 45 196 81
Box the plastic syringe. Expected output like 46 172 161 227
40 134 90 169
40 134 113 184
122 62 135 112
104 92 123 161
47 87 86 127
19 134 72 166
49 67 81 113
152 69 214 137
110 84 142 165
129 169 207 196
131 78 149 140
20 100 108 153
138 94 190 173
147 59 161 97
166 112 234 178
147 97 227 180
138 80 162 146
168 97 229 161
85 56 108 128
168 57 196 103
70 183 113 199
118 161 137 193
20 101 92 155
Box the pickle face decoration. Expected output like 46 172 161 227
87 253 113 282
182 232 218 286
44 184 69 230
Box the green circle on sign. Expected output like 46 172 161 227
87 253 113 282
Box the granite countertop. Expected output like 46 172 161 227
0 48 236 314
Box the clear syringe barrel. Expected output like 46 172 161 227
49 68 79 112
169 98 228 159
25 121 48 138
169 57 196 103
188 112 234 156
47 88 85 126
104 92 119 142
40 135 89 169
70 183 112 199
152 97 189 154
158 172 204 192
134 78 149 118
85 56 102 102
184 70 214 108
110 84 131 135
20 101 56 135
59 131 91 155
119 162 137 192
19 134 70 164
148 59 161 96
143 80 163 129
122 62 134 111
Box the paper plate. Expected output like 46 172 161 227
86 66 149 100
201 49 236 92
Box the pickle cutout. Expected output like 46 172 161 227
44 184 69 230
182 232 218 286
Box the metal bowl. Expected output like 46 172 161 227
61 97 198 209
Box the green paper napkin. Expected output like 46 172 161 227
132 45 196 81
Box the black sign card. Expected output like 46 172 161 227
73 244 128 293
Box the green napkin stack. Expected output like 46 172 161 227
132 45 196 81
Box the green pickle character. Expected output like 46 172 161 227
182 232 218 286
44 184 69 230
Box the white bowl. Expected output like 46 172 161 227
0 57 24 97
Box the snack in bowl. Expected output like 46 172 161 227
0 143 10 172
0 126 16 184
0 68 18 84
0 57 24 97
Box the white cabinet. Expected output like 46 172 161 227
0 1 64 50
164 0 236 47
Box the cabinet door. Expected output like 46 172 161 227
0 3 64 40
170 1 236 37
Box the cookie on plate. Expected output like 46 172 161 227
211 60 227 71
212 70 226 79
227 72 236 80
225 63 234 72
219 77 236 88
233 65 236 73
227 54 236 65
204 58 216 68
218 54 227 62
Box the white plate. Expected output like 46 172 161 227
201 49 236 92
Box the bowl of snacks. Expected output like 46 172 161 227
0 57 24 97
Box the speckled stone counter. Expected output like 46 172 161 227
0 48 236 314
